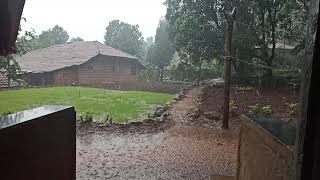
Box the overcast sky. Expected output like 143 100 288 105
21 0 167 42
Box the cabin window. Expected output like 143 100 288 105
112 66 116 72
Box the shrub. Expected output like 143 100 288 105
1 111 13 116
234 86 255 91
248 104 273 115
286 103 298 116
248 104 261 114
79 112 94 122
229 100 238 116
261 105 273 115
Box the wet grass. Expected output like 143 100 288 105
0 87 173 123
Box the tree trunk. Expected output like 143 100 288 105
197 58 202 85
160 67 164 81
222 8 236 129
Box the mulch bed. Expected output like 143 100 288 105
200 86 299 127
76 118 175 136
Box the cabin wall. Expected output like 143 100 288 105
53 67 78 86
77 55 140 86
25 55 142 87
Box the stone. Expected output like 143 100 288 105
153 106 168 118
187 108 201 119
203 111 221 120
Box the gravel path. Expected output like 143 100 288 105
76 87 238 179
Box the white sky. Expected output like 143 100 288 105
21 0 167 42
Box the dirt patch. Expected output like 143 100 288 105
77 86 239 180
200 86 299 127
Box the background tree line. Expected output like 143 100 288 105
1 0 308 87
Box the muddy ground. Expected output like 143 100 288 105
77 87 238 180
200 86 299 127
76 85 298 179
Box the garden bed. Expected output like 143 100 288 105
199 86 299 127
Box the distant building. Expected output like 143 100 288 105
16 41 144 87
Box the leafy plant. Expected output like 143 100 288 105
248 104 261 114
1 111 13 116
229 100 238 116
79 112 94 122
248 104 273 115
286 103 298 116
235 86 255 91
261 105 273 115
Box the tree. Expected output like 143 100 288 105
147 20 175 81
37 25 69 48
0 55 21 87
104 20 144 58
16 29 38 54
165 0 225 84
141 37 154 64
70 37 84 42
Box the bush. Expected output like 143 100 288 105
138 66 159 82
248 104 273 115
79 112 94 122
261 105 273 115
248 104 261 114
229 100 238 116
1 111 13 116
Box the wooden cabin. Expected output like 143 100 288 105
16 41 144 87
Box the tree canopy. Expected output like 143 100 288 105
165 0 306 81
104 20 144 58
70 37 84 42
37 25 69 49
147 20 175 81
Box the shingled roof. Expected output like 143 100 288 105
16 41 140 73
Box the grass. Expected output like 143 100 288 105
0 87 174 123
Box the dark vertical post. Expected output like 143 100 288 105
295 0 320 179
222 8 236 129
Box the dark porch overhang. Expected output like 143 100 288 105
0 0 25 56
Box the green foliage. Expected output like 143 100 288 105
79 112 94 122
70 37 84 42
0 55 22 87
261 105 273 115
16 29 38 54
248 104 273 115
147 20 175 81
229 100 238 116
168 54 223 82
286 103 298 116
1 111 13 116
248 104 261 114
165 0 224 68
15 24 70 53
104 20 144 58
138 66 159 82
234 86 255 91
37 25 69 48
165 0 306 84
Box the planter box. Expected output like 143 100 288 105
237 114 296 180
0 106 76 180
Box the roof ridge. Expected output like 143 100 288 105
94 41 138 59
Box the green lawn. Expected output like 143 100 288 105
0 87 173 123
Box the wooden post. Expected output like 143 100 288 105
222 8 236 129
